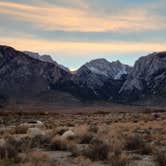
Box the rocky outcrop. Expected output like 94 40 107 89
62 130 75 139
27 128 45 137
24 51 54 63
119 52 166 102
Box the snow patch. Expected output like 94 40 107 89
114 66 127 79
87 66 109 77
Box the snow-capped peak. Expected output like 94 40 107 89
82 59 131 79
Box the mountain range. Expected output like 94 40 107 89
0 45 166 106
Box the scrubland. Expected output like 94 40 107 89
0 105 166 166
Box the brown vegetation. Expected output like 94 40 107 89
0 105 165 165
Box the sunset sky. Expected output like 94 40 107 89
0 0 166 69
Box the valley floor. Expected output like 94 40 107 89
0 105 166 166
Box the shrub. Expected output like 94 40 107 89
108 141 129 166
79 132 94 144
140 143 153 155
125 134 144 151
50 136 68 151
0 159 15 166
15 125 29 134
73 125 92 143
88 125 98 133
109 154 129 166
25 151 53 166
0 137 20 163
29 135 51 148
68 142 90 157
154 150 166 166
0 146 6 159
85 137 110 161
55 127 68 135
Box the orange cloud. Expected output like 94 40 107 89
0 36 166 54
0 1 165 32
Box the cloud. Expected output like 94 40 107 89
0 1 165 32
1 36 166 54
47 0 89 9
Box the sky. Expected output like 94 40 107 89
0 0 166 70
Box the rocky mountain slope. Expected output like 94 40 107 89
0 45 70 98
82 58 131 79
55 58 132 100
0 45 166 105
24 51 69 72
119 52 166 102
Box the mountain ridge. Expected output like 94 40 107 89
0 45 166 106
0 45 70 97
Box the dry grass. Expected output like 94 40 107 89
154 149 166 166
0 105 165 165
0 138 19 163
14 125 29 134
22 151 53 166
108 153 129 166
125 134 144 151
85 137 110 161
50 135 68 151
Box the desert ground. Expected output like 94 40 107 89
0 104 166 166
